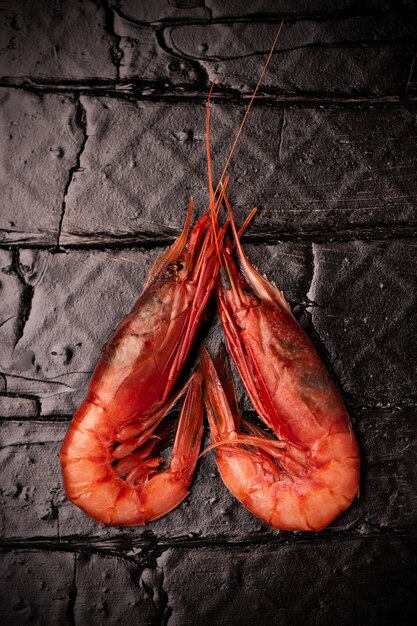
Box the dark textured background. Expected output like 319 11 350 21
1 1 417 624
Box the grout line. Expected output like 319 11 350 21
1 224 417 252
0 526 412 554
1 81 417 108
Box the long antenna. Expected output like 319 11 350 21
213 20 284 199
206 80 221 261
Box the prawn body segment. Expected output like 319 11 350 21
60 202 216 525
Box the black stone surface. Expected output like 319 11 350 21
1 2 417 625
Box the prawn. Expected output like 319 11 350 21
202 193 360 531
60 194 225 525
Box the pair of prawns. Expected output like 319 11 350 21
60 23 284 527
61 21 360 530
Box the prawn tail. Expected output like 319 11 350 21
201 346 240 443
169 369 204 482
136 369 204 523
201 348 285 459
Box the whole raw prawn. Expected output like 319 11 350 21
203 192 360 531
60 198 223 525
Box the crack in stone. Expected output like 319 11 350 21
0 524 411 554
110 3 155 29
131 549 174 625
12 250 34 350
156 24 209 89
103 6 414 28
2 222 417 252
0 315 17 329
57 97 88 249
303 243 355 402
405 50 417 97
177 37 417 63
306 242 318 306
0 391 41 417
5 372 75 390
67 553 77 626
278 108 285 165
159 565 173 626
27 223 417 253
103 1 124 81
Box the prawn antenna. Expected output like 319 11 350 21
214 19 284 199
206 80 222 263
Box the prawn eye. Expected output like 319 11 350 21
165 260 185 278
242 284 261 305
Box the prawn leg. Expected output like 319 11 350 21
202 348 290 528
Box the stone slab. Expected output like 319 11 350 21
60 99 417 245
1 536 416 625
118 0 398 24
0 549 160 626
0 89 84 245
158 536 417 626
308 240 417 405
166 15 417 95
0 0 116 80
0 550 74 626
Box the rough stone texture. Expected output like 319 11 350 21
158 537 417 625
118 0 402 23
166 17 417 95
1 3 417 625
205 0 399 18
117 0 209 23
0 550 74 626
0 90 85 245
0 421 63 538
115 13 201 86
0 0 116 80
61 100 417 245
309 240 417 405
0 549 161 626
74 552 160 625
0 395 39 418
